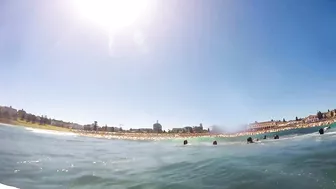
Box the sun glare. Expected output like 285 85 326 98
73 0 151 31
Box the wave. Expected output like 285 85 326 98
0 183 19 189
25 128 77 136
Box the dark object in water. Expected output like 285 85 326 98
274 135 279 139
183 140 188 145
256 138 259 141
247 137 253 143
263 135 267 139
319 128 324 135
213 141 217 145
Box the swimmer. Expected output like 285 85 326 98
263 135 267 139
213 141 217 145
183 140 188 145
247 137 253 144
274 135 279 139
319 128 324 135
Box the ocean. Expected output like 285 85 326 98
1 124 336 189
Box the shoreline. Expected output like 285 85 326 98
1 119 335 141
0 119 71 132
72 119 336 141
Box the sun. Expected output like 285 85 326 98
73 0 151 31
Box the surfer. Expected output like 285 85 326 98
247 137 253 144
183 140 188 145
213 141 217 145
319 128 324 135
324 126 331 132
274 135 279 139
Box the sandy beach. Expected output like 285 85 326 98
1 119 335 141
72 119 336 141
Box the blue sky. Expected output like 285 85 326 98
0 0 335 130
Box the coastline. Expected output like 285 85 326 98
0 119 71 132
1 119 335 141
72 119 336 141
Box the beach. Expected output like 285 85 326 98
71 119 336 141
1 118 335 141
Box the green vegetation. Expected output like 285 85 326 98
0 107 71 132
14 120 71 132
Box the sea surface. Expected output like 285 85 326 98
1 124 336 189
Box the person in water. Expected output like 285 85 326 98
213 141 217 145
183 140 188 145
323 126 331 132
263 135 267 139
247 137 253 143
319 128 324 135
274 135 279 139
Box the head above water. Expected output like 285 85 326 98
274 135 279 139
247 137 253 143
183 140 188 145
319 128 324 135
213 141 217 145
263 135 267 139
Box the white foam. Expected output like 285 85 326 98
323 130 336 135
0 123 15 127
265 129 336 142
25 128 77 136
0 183 19 189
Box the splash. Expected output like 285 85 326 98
25 128 77 136
0 183 19 189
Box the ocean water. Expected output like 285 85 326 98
1 124 336 189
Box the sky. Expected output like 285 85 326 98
0 0 335 130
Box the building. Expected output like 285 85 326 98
304 115 319 123
51 120 64 127
193 123 203 133
325 110 335 118
249 121 279 131
70 123 83 130
131 128 153 133
113 127 122 132
184 126 193 133
140 128 153 133
84 124 93 131
153 120 162 133
171 128 184 133
107 127 115 132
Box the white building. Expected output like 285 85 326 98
172 128 184 133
